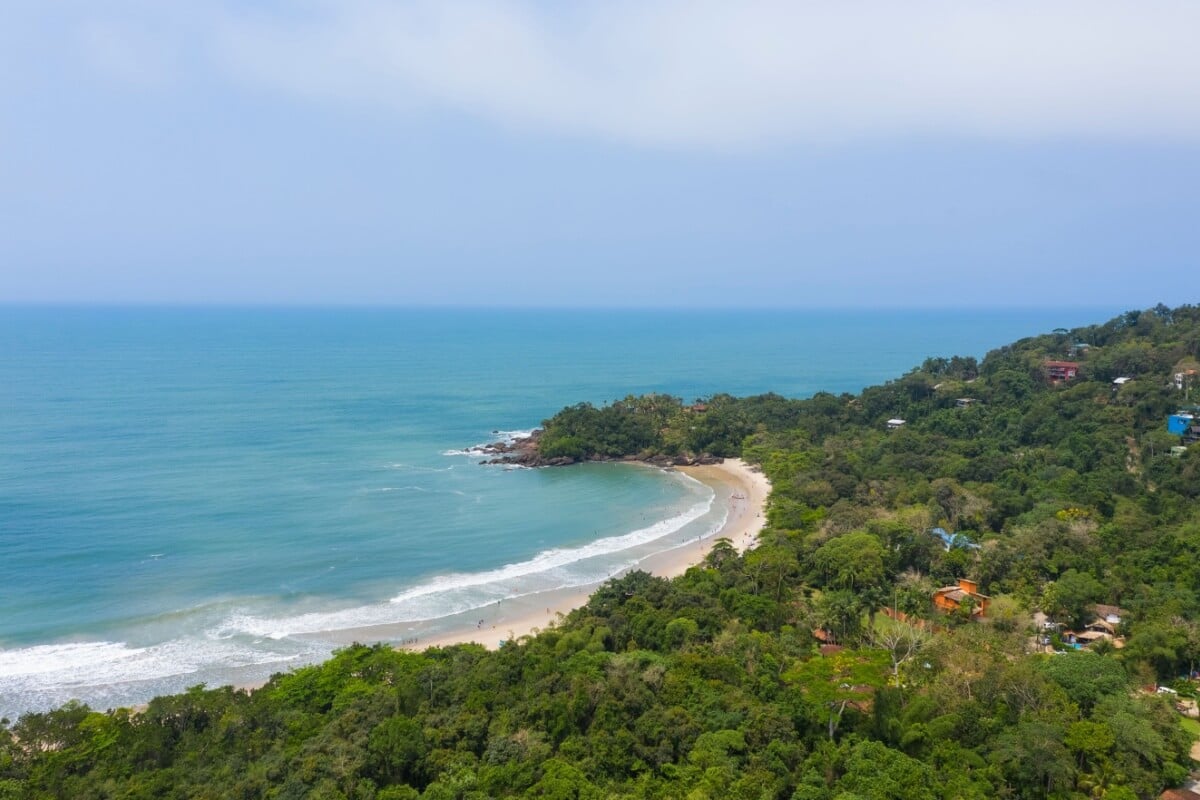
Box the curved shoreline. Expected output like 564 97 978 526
410 458 770 651
77 459 771 711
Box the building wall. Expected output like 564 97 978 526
1169 414 1194 435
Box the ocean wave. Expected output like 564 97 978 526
0 636 305 692
385 462 455 473
365 486 469 496
224 481 716 640
441 447 490 457
0 469 720 714
493 429 537 441
441 429 536 458
0 641 317 718
388 495 713 605
0 641 149 680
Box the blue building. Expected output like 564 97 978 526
930 527 981 551
1168 413 1195 435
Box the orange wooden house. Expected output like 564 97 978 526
933 578 989 618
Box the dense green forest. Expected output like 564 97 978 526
6 304 1200 799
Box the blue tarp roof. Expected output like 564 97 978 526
930 527 981 551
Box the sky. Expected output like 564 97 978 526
2 1 1198 308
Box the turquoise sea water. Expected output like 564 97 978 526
0 307 1113 715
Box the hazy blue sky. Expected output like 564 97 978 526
2 1 1198 307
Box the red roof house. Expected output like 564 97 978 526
1045 361 1080 383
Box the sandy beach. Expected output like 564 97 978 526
221 458 769 701
411 457 771 651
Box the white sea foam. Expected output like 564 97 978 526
388 494 712 605
494 429 537 441
0 610 333 715
385 462 455 472
224 479 716 640
441 429 536 458
0 636 306 696
366 486 469 497
0 641 148 680
441 447 488 457
0 466 719 716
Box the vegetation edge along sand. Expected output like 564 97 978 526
411 458 771 652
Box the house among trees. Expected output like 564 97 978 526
886 418 906 431
812 627 838 645
932 578 989 618
1063 603 1127 649
954 398 976 408
1167 412 1194 434
1063 629 1108 648
1044 360 1080 383
1094 603 1124 626
1159 788 1200 800
1167 411 1200 443
929 527 980 551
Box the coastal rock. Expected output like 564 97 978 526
478 430 586 467
469 429 724 470
474 430 542 460
480 451 572 468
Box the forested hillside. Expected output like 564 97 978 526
5 305 1200 799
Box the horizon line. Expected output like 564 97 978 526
0 301 1135 313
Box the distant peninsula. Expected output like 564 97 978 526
476 425 725 468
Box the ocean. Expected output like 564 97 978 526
0 307 1111 716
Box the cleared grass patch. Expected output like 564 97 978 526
1179 716 1200 740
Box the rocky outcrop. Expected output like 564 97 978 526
474 429 542 465
475 429 723 468
641 453 723 467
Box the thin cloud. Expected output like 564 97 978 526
210 0 1200 148
78 20 178 88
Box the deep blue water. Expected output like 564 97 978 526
0 307 1114 714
